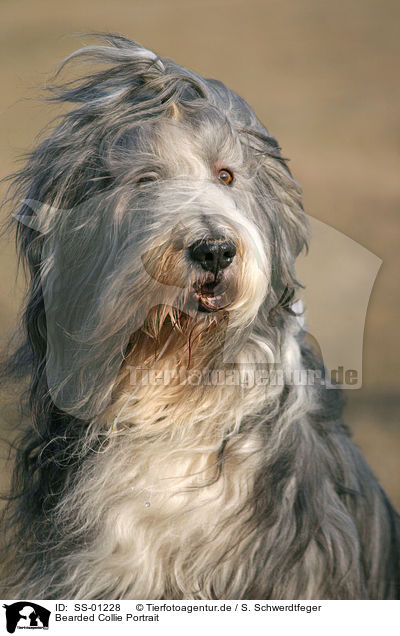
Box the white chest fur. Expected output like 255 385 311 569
64 379 266 598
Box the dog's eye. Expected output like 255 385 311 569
137 174 158 185
217 169 234 185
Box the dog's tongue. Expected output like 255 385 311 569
198 293 222 311
196 281 228 312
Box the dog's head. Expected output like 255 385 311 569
10 34 308 419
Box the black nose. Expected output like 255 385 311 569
188 240 236 272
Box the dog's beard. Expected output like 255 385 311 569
141 235 238 314
121 221 271 381
121 252 236 373
126 297 231 370
138 238 240 345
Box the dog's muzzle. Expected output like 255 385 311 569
188 239 236 312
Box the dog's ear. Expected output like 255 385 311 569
6 35 186 422
13 195 135 421
261 138 309 310
13 193 183 423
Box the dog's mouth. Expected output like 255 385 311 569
192 279 231 313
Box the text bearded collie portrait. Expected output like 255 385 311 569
0 33 399 600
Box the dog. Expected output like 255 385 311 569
1 33 399 599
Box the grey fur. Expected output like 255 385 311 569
1 34 399 599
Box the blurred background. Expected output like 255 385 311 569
0 0 399 505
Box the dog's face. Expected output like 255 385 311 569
13 36 309 419
109 114 270 332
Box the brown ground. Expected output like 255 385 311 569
0 0 399 506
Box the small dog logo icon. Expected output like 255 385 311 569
3 602 50 633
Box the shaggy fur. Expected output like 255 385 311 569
1 34 399 599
